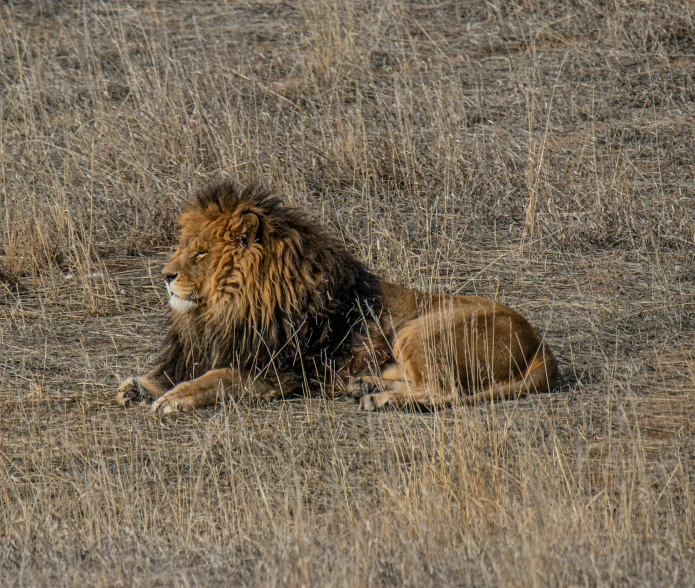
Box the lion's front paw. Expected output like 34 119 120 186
116 378 154 406
151 383 196 415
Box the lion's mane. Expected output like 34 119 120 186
153 181 383 391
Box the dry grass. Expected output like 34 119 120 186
1 0 695 585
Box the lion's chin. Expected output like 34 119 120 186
169 294 198 313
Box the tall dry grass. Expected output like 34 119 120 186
1 0 694 585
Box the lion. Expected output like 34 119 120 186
116 181 558 414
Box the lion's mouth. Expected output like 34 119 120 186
168 292 198 313
165 282 199 313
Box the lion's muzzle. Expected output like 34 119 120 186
166 282 198 312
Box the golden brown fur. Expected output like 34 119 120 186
116 181 557 414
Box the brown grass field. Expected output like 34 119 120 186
1 0 695 585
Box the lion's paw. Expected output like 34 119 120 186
359 394 377 411
359 393 391 412
151 384 195 416
116 378 153 406
347 378 377 401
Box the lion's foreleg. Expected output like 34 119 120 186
150 368 281 415
150 368 240 414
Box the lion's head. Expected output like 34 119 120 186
156 181 382 384
162 189 262 319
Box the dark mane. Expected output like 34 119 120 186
192 180 285 219
152 180 383 394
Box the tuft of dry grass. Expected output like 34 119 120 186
1 0 694 585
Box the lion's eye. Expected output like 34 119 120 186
194 251 208 261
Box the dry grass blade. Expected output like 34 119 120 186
0 263 19 287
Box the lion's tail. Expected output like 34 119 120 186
464 343 558 405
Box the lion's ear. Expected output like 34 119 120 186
238 213 259 247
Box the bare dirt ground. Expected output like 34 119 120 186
1 1 695 585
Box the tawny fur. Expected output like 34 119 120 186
115 180 558 414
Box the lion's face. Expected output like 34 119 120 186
162 206 260 314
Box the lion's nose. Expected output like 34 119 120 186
164 272 178 284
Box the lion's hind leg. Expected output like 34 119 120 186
357 362 457 411
357 348 555 412
358 382 455 411
358 314 459 411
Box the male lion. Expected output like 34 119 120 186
116 181 557 414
